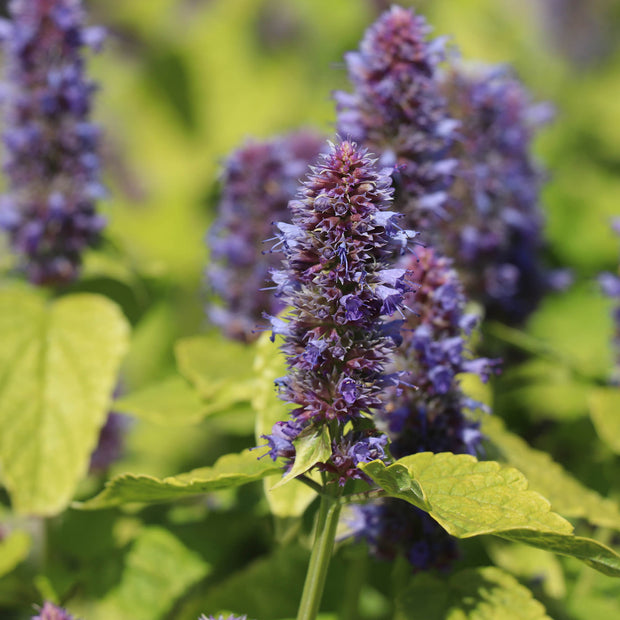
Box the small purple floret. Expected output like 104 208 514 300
32 601 76 620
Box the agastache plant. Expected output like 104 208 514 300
438 63 554 323
599 218 620 380
351 246 499 571
207 130 324 342
334 5 458 234
263 139 416 620
0 0 106 286
32 602 76 620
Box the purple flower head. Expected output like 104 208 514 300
89 411 128 473
32 602 76 620
199 615 248 620
334 6 458 233
1 0 106 286
206 130 324 342
262 139 416 484
438 63 552 323
599 222 620 375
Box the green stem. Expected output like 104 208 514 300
296 492 342 620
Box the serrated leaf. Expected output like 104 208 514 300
483 416 620 529
589 387 620 454
361 453 620 576
0 289 129 515
114 377 208 425
273 425 332 489
0 531 31 578
175 333 256 398
396 566 551 619
77 448 281 509
94 527 209 620
253 332 316 517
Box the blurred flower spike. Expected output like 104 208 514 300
32 601 76 620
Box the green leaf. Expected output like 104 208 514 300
272 425 332 489
114 377 209 425
360 461 428 510
361 453 620 576
94 527 209 620
483 416 620 529
77 448 282 509
0 531 31 578
0 289 130 515
253 332 317 517
395 566 552 619
589 387 620 454
175 333 257 398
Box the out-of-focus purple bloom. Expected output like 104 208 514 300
262 139 415 484
89 411 128 473
599 222 620 376
206 130 324 342
32 602 76 620
438 63 553 323
0 0 106 286
334 5 458 233
198 615 248 620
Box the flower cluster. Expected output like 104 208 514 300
438 63 554 323
32 602 75 620
334 5 458 233
199 615 248 620
599 219 620 378
351 246 498 570
206 130 324 342
263 139 415 484
0 0 106 286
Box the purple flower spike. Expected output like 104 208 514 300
1 0 106 286
199 615 248 620
32 601 76 620
599 223 620 376
334 5 458 233
206 130 324 342
439 63 553 323
263 139 415 483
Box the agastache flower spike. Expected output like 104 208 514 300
438 63 554 323
206 130 324 342
32 601 76 620
263 139 415 484
0 0 106 286
199 615 248 620
351 246 499 571
599 218 620 380
334 5 458 233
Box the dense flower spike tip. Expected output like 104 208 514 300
32 601 76 620
206 130 324 342
198 615 248 620
263 139 415 483
439 63 554 323
334 5 458 232
0 0 106 286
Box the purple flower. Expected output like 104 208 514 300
334 6 458 233
263 139 415 484
599 222 620 376
0 0 106 286
32 602 76 620
199 616 248 620
206 130 324 342
89 411 128 473
438 63 553 323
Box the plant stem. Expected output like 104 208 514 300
296 491 342 620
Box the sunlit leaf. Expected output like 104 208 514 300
78 448 281 509
589 387 620 454
0 531 31 578
94 527 209 620
0 289 129 515
361 453 620 576
395 566 551 619
483 416 620 529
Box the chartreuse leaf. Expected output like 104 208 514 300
0 289 129 515
483 416 620 529
253 332 317 516
272 425 332 490
589 387 620 454
77 448 281 509
94 527 209 620
175 333 257 399
114 377 209 425
360 453 620 576
395 566 551 619
0 530 31 578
